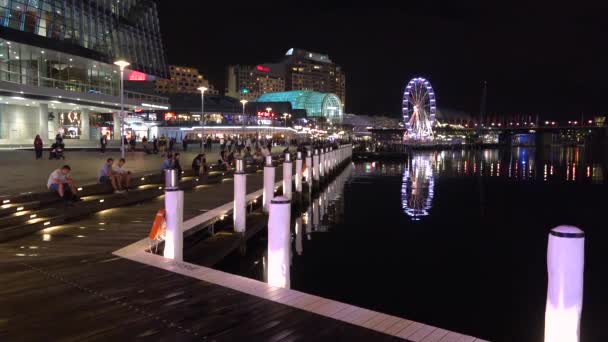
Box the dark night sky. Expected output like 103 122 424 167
158 4 608 120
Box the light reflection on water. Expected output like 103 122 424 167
355 147 605 183
213 146 608 341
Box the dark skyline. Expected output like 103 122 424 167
158 4 608 120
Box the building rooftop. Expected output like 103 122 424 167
255 91 342 121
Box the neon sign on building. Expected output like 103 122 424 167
256 65 270 73
127 70 148 81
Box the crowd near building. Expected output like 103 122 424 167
0 0 347 145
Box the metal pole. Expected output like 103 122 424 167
200 91 204 152
120 68 125 159
234 159 246 233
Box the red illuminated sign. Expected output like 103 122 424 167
164 112 176 120
127 70 147 81
257 111 275 118
256 65 270 73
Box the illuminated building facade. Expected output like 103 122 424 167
256 90 343 122
272 48 346 108
0 0 169 143
156 65 218 95
225 64 285 102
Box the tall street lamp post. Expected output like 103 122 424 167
114 59 130 159
197 86 208 152
266 107 272 140
240 99 248 137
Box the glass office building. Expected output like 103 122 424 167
256 90 343 122
0 0 167 77
0 0 168 143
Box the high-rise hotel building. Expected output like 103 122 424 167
0 0 168 143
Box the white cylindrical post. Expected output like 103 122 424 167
313 149 320 182
283 153 292 200
233 159 246 233
263 155 275 213
545 225 585 342
163 169 183 261
305 150 313 184
295 151 303 193
267 196 291 288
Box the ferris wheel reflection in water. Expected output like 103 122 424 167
401 155 435 220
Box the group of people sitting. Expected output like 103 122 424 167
98 158 132 193
46 157 133 205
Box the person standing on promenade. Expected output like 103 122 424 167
34 134 43 159
100 134 107 153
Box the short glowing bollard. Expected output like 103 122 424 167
544 225 585 342
283 153 292 200
267 196 291 288
233 159 246 233
295 151 303 193
163 169 183 261
263 155 275 213
305 150 313 187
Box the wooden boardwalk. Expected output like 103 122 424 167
1 159 485 341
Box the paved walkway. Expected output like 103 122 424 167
0 145 287 195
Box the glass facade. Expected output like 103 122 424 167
0 37 120 95
0 0 167 77
256 90 343 121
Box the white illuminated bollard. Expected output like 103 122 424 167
313 149 320 183
267 196 291 289
163 169 183 261
283 153 293 200
263 155 275 213
545 225 585 342
295 151 303 193
233 159 246 233
305 150 312 185
295 216 303 255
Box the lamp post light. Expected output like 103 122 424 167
266 107 272 140
197 86 208 152
240 99 248 135
113 59 130 159
282 113 291 127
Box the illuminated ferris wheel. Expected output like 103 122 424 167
402 77 436 140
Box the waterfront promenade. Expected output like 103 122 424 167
1 150 485 341
0 146 285 195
